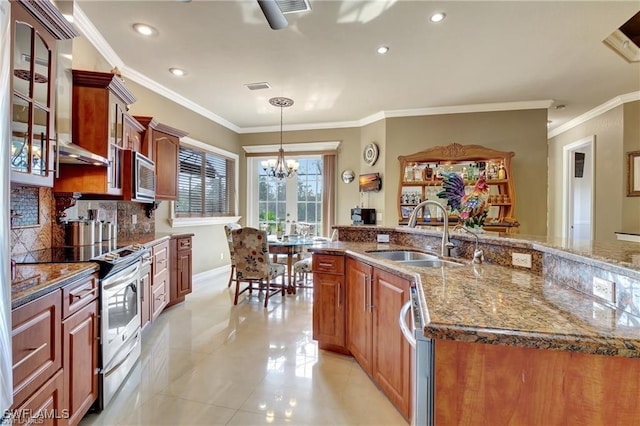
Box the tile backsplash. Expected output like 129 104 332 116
10 185 155 256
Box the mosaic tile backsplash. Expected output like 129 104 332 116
10 186 155 256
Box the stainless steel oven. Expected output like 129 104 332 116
98 257 142 408
400 285 434 426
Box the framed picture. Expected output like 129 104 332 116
400 206 414 218
628 151 640 197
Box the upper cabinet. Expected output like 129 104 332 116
397 143 519 233
54 70 138 196
10 0 77 187
134 116 188 201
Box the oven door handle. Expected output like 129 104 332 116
102 264 140 291
399 300 416 348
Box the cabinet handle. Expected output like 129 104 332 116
54 139 60 178
362 275 367 311
318 262 333 268
368 276 373 312
337 283 341 307
71 288 94 299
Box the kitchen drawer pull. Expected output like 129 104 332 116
71 288 94 299
318 262 333 268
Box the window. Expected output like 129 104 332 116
258 157 323 235
172 138 238 226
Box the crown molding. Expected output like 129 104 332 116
242 141 341 154
548 91 640 139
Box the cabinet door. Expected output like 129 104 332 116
372 268 412 420
346 258 373 375
176 248 192 298
10 369 66 426
140 266 152 329
11 291 61 408
10 8 56 187
153 131 179 200
312 272 345 349
63 300 98 426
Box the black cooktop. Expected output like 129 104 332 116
14 243 148 278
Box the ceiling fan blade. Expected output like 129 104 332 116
258 0 288 30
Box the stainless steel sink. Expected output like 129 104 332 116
368 250 438 261
398 259 463 268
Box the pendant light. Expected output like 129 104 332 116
262 97 298 179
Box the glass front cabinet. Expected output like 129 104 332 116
10 1 77 186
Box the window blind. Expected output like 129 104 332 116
175 145 235 217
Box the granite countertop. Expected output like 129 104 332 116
309 240 640 358
11 263 99 309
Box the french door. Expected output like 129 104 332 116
250 156 324 236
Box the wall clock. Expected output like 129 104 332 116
341 169 355 184
363 143 379 166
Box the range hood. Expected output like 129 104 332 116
57 139 109 166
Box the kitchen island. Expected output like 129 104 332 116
309 226 640 424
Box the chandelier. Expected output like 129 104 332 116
261 97 298 179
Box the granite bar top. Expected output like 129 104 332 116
11 263 99 309
309 240 640 358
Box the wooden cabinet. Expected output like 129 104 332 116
139 257 152 330
134 116 188 200
10 0 76 187
11 370 66 426
11 271 99 425
397 142 519 233
346 257 373 372
11 290 62 408
167 235 193 308
53 70 137 196
123 113 144 152
151 239 170 320
344 258 412 421
372 268 412 420
62 298 98 426
312 254 347 353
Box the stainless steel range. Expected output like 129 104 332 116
14 243 149 409
92 245 149 409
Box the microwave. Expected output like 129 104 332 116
124 151 155 202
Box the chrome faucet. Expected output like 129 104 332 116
452 224 484 264
407 200 451 257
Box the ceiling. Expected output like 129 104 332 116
71 0 640 134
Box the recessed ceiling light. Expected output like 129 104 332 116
132 23 158 36
430 12 446 23
169 67 186 76
376 46 389 55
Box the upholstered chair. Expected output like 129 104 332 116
231 227 286 308
224 223 242 288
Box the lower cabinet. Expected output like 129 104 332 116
345 258 413 421
313 254 413 420
62 300 99 426
312 254 347 352
139 258 152 330
11 272 99 426
167 234 193 308
151 240 170 321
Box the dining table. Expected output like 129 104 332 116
268 236 325 294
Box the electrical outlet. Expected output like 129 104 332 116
377 234 390 243
131 214 137 225
511 252 532 268
220 252 224 260
592 301 615 328
592 277 616 304
376 212 383 222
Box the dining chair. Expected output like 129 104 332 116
224 223 242 288
231 227 286 308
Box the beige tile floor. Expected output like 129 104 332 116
80 269 408 426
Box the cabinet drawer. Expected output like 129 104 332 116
11 291 62 408
313 254 345 275
177 237 192 251
153 241 169 276
62 274 98 319
151 273 169 321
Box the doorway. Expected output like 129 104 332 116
562 136 595 242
